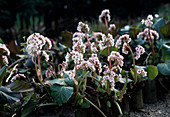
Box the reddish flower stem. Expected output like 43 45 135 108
127 45 137 84
148 27 155 64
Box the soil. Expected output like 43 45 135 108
129 92 170 117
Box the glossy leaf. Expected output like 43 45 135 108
147 65 158 80
7 81 33 92
21 99 37 117
157 61 170 76
0 86 22 104
50 85 74 106
46 79 67 86
152 18 166 37
81 100 90 108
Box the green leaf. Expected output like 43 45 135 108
81 100 90 108
0 66 7 85
21 99 37 117
100 46 118 57
160 21 170 38
96 87 106 93
147 65 158 80
46 79 67 86
157 61 170 76
152 18 166 37
121 78 133 83
0 38 4 43
7 81 33 92
60 31 73 48
50 85 74 106
0 86 22 104
21 95 32 107
129 28 141 39
107 100 111 108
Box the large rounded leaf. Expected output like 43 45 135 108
152 18 166 37
157 62 170 76
147 65 158 80
0 86 22 104
50 85 74 106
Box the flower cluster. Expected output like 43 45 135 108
26 33 52 56
97 33 114 48
109 24 116 31
10 74 26 82
0 43 10 65
99 9 111 23
108 51 124 67
137 28 159 41
141 15 153 27
101 65 123 91
77 54 102 73
135 45 145 60
2 56 9 65
115 34 131 54
77 21 90 32
64 70 75 80
0 43 10 55
137 69 147 77
45 66 56 78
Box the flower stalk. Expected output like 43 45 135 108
127 45 137 84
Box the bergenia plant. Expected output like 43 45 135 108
115 33 146 84
58 9 132 116
137 15 159 64
26 33 52 84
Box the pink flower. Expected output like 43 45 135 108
135 45 145 60
137 69 147 77
99 9 111 23
77 21 90 32
108 51 124 67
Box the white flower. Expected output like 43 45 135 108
116 34 131 50
154 14 159 18
109 24 116 31
65 52 70 63
46 66 55 78
99 9 111 23
137 28 159 40
101 33 114 46
10 74 26 82
64 71 75 80
42 51 49 61
71 51 84 64
91 42 98 52
137 69 147 77
2 55 9 65
108 51 124 67
147 15 153 20
135 45 145 60
0 43 10 56
141 15 153 27
122 43 128 54
45 37 52 49
77 21 90 32
26 33 52 55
